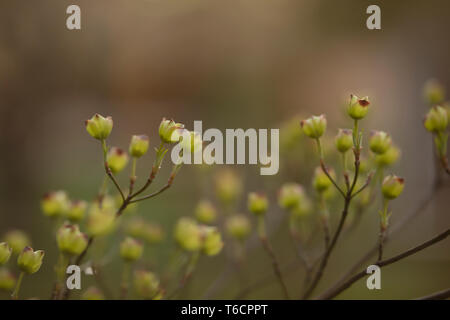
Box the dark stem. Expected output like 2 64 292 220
414 287 450 300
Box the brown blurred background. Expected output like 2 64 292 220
0 0 449 299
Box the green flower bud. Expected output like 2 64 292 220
347 94 370 120
278 183 305 210
195 200 217 224
3 230 31 255
0 243 12 265
86 199 116 236
358 156 370 174
41 190 70 218
214 169 243 205
424 106 448 133
180 131 203 154
81 286 105 300
120 237 143 262
67 200 87 222
126 219 164 244
290 196 312 218
226 214 251 241
134 270 160 299
312 167 335 193
369 131 392 155
335 129 353 153
158 118 184 144
85 114 113 140
200 226 224 256
174 218 201 251
423 79 445 105
247 192 268 215
107 147 129 174
0 268 16 291
129 135 149 158
381 175 405 200
17 247 44 274
56 224 88 256
375 145 401 167
300 115 327 139
444 103 450 123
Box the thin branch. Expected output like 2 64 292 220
351 172 374 199
414 287 450 300
320 159 346 198
129 183 171 203
317 228 450 299
104 163 126 201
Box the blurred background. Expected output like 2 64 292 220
0 0 449 299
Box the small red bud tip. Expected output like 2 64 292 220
23 246 32 252
396 177 405 184
358 99 370 107
115 148 124 155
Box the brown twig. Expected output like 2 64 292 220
414 287 450 300
317 228 450 299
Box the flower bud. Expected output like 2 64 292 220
120 237 143 262
347 94 370 120
226 214 251 241
81 286 105 300
56 224 88 256
107 147 129 174
424 106 448 133
0 243 12 265
200 226 224 256
174 217 201 251
382 175 405 200
180 131 203 154
195 200 217 224
85 114 113 140
247 192 268 215
41 190 70 218
335 129 353 153
423 79 445 105
0 268 16 291
126 219 164 244
17 247 44 274
158 118 184 144
300 115 327 139
86 200 116 236
290 196 312 217
369 131 392 155
129 135 149 158
3 230 31 255
375 145 401 167
312 167 334 193
278 183 305 210
214 169 243 205
134 270 160 299
67 200 87 222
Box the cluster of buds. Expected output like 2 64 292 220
56 224 89 256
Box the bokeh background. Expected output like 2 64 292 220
0 0 449 299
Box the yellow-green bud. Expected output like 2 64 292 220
375 145 401 167
120 237 143 262
424 106 448 133
423 79 445 105
290 196 312 218
195 200 217 224
134 270 160 299
56 224 88 256
17 247 44 274
0 268 16 291
247 192 268 215
278 183 305 210
81 286 105 300
158 118 184 144
126 219 164 244
369 131 392 155
226 214 251 241
67 200 87 222
335 129 353 153
0 243 12 265
300 115 327 139
180 130 203 154
174 217 201 251
200 226 224 256
85 114 113 140
214 169 243 205
41 190 70 218
347 94 370 120
312 167 335 193
3 230 31 255
382 175 405 200
444 103 450 123
86 200 116 236
107 147 129 174
129 135 149 158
